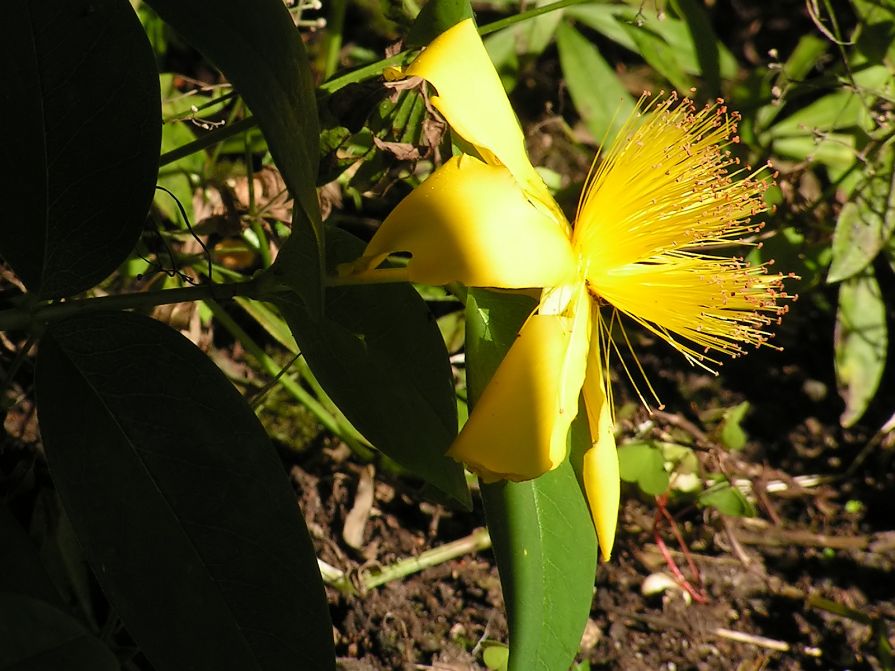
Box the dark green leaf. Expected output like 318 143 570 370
468 289 597 671
144 0 324 314
36 311 334 671
275 228 469 509
0 0 160 299
406 0 473 48
0 506 62 608
0 593 119 671
556 21 634 145
834 270 888 427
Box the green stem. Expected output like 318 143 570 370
478 0 591 36
159 116 257 168
244 137 272 268
0 278 263 333
360 527 492 590
322 0 347 80
807 594 873 625
203 299 345 439
326 267 410 286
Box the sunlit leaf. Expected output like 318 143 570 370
621 23 692 93
618 441 670 496
565 4 737 79
468 289 597 671
671 0 720 95
719 402 750 452
828 143 895 283
698 482 755 517
556 21 634 145
834 270 888 427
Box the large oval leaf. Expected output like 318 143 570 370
467 289 597 671
834 270 888 427
0 506 63 608
144 0 324 314
36 311 334 671
275 228 470 509
0 593 119 671
1 0 161 299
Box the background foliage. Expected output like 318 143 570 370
1 0 894 669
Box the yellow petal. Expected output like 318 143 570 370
449 284 590 481
581 335 619 562
401 19 561 220
404 21 529 181
342 154 575 288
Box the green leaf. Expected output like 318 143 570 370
698 482 755 517
621 23 692 93
275 228 469 509
565 5 737 79
521 0 566 58
0 506 62 608
754 35 828 131
771 134 857 174
468 289 597 671
719 401 750 451
834 270 888 427
144 0 324 314
618 441 669 496
406 0 473 48
0 593 119 671
556 21 634 145
767 65 890 140
670 0 720 96
0 0 161 299
828 143 895 283
36 311 334 671
482 640 510 671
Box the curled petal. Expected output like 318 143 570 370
581 338 619 562
449 285 590 481
396 19 561 219
341 154 575 288
402 20 533 185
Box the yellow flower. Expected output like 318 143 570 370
339 18 790 561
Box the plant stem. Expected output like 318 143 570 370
325 267 410 287
0 278 264 333
203 298 347 440
159 115 258 168
322 0 347 80
360 527 492 590
478 0 592 36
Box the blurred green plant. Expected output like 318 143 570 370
2 0 894 670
